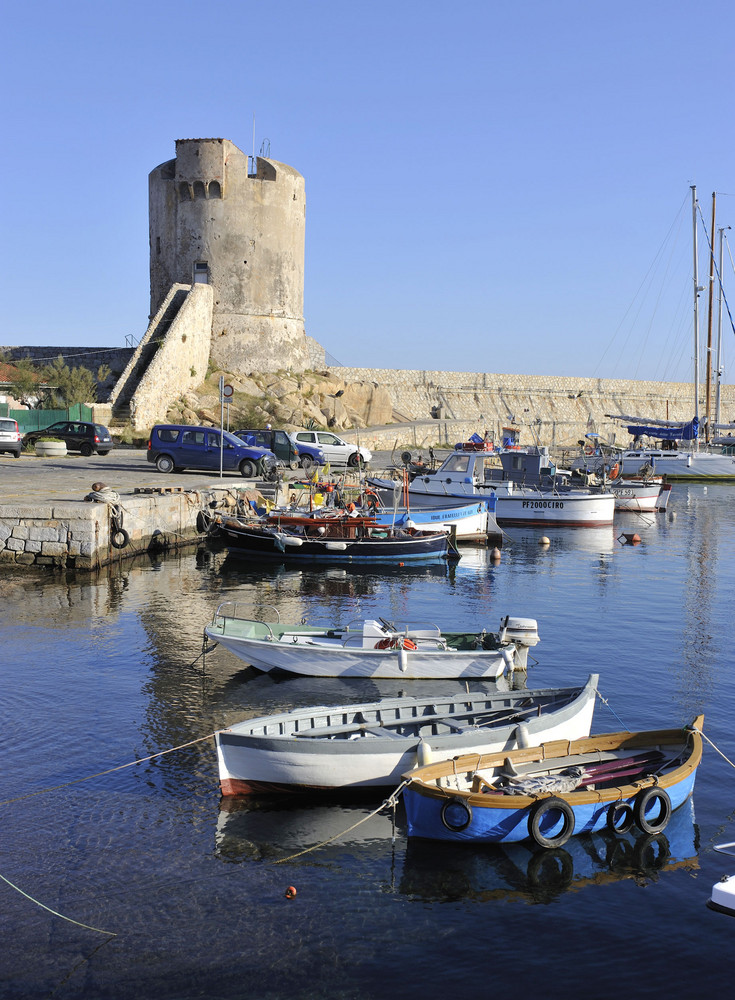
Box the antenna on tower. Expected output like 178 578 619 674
249 112 256 176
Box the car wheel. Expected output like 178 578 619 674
300 455 316 473
348 452 363 468
239 459 256 478
80 442 93 457
289 458 300 471
156 454 175 474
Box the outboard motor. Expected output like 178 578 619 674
497 616 540 671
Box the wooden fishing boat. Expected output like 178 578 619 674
216 512 455 562
215 675 598 795
402 716 703 848
204 605 541 679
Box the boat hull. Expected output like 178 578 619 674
371 502 491 542
402 718 703 845
369 477 615 526
215 677 599 794
621 449 735 480
207 628 514 679
220 521 451 561
612 482 670 512
204 612 539 679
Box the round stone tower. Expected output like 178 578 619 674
148 138 310 372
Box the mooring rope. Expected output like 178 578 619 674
271 779 410 865
692 728 735 769
0 871 117 936
594 688 629 732
0 733 218 808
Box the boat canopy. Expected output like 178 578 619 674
606 414 699 441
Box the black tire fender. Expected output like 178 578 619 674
606 800 635 835
633 787 671 834
529 796 576 849
440 796 472 833
110 528 130 549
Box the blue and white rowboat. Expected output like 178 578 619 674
402 716 703 849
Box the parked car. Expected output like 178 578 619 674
234 428 325 471
147 424 277 478
292 430 371 467
0 417 22 457
23 421 114 456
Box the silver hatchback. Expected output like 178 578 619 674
0 417 22 457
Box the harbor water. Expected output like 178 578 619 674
2 484 735 998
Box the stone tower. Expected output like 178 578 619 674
148 138 310 372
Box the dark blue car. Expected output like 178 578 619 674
147 424 277 478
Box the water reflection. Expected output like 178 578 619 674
214 795 699 904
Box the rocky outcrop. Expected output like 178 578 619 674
162 370 393 433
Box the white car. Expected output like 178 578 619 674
292 430 371 467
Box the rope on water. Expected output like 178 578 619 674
0 733 219 807
691 728 735 769
0 871 117 936
271 779 410 865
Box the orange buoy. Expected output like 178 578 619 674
619 532 641 545
285 886 297 899
539 536 550 546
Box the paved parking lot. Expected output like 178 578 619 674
0 448 394 503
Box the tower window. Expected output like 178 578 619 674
208 180 222 199
193 261 209 284
178 182 192 201
193 180 206 199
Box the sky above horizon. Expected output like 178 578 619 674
4 0 735 385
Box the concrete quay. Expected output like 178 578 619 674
0 449 279 572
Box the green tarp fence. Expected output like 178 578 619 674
0 404 93 433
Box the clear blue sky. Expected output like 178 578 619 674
3 0 735 384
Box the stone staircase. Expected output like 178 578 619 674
110 287 190 424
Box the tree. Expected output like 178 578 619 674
7 359 45 408
41 356 100 408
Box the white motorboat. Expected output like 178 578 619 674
215 674 599 794
204 605 540 679
369 448 615 526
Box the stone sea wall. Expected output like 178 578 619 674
0 491 209 571
329 367 735 452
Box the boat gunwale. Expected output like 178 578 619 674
216 675 599 747
402 716 704 808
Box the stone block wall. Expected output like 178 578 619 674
0 492 209 571
330 367 735 451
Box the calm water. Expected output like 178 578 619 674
2 484 735 998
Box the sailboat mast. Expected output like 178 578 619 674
705 192 716 444
715 225 729 427
692 185 700 431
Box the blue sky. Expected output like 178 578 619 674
3 0 735 384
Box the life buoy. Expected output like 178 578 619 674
608 462 620 480
584 446 594 456
374 636 417 650
529 796 576 848
633 787 671 834
440 796 473 832
606 800 634 835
